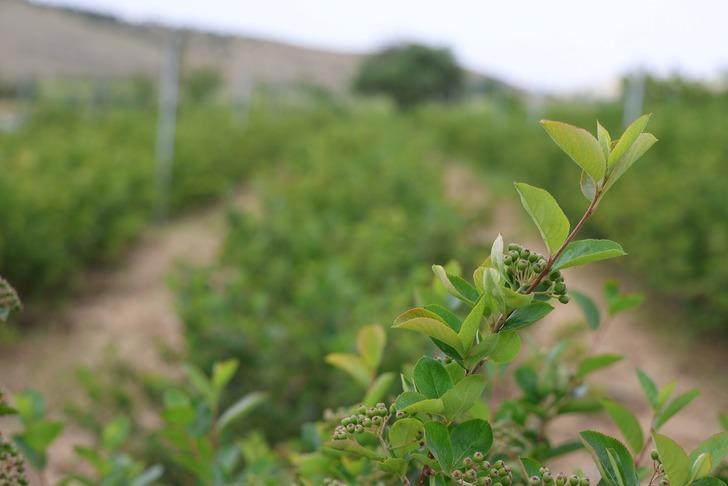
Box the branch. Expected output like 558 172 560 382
525 186 603 294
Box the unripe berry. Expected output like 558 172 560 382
396 411 406 419
372 415 382 425
346 424 355 433
464 457 474 467
543 472 553 482
554 282 566 294
549 270 561 281
520 249 531 259
569 475 580 486
558 295 570 304
579 479 590 486
507 243 521 252
517 259 528 270
354 424 364 433
504 255 513 265
495 460 505 468
466 469 478 480
357 405 367 414
530 476 541 486
528 253 539 262
473 451 484 462
482 477 493 486
452 470 463 480
651 450 660 461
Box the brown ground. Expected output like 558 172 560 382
1 165 726 482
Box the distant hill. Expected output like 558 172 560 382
0 0 363 94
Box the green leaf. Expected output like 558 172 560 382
521 457 544 478
690 432 728 466
393 308 465 357
101 416 130 451
571 290 601 330
501 302 553 332
597 121 612 160
490 331 521 364
424 304 462 332
395 391 426 410
540 120 606 182
580 170 597 201
719 413 728 431
502 286 534 310
380 457 408 476
604 132 657 192
432 265 479 303
463 334 500 369
17 420 63 452
424 421 454 473
451 419 493 467
458 296 486 350
692 478 728 486
553 239 626 270
608 114 651 169
403 398 444 415
577 354 623 379
325 439 384 460
636 368 659 409
654 433 691 486
363 372 396 406
657 382 677 409
357 324 386 371
580 430 638 486
211 359 239 393
654 389 699 430
184 364 215 405
389 418 424 457
445 361 465 385
601 400 644 455
216 392 266 432
413 357 453 399
514 182 570 255
491 234 505 275
441 375 486 420
325 353 371 387
690 453 712 482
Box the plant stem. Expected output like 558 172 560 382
525 188 603 294
416 465 432 486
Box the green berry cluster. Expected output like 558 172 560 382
651 450 670 486
0 277 22 321
332 403 388 440
503 243 569 304
0 433 27 486
450 456 511 486
529 467 589 486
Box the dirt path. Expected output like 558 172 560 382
446 164 728 471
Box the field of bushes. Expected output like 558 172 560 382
2 77 728 483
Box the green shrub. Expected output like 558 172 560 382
354 43 464 109
175 113 471 440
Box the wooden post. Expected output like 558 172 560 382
155 32 181 220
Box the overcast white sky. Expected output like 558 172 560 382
39 0 728 93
